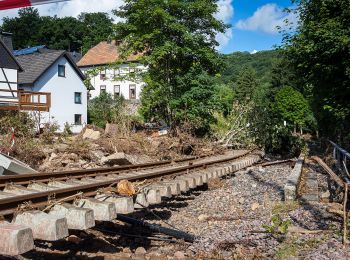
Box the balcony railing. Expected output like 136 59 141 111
0 89 51 112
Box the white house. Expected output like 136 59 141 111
0 33 22 106
77 40 146 102
15 47 87 133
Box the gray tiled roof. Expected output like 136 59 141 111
16 49 85 85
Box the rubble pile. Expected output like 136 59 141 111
36 125 221 172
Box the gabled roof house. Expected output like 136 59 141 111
78 40 145 102
16 47 87 133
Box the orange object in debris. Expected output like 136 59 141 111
117 180 136 196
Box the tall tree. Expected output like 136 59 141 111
38 16 84 51
1 8 113 53
234 67 258 102
1 7 41 48
284 0 350 141
114 0 228 132
78 12 114 54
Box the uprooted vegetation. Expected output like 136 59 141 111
0 111 224 171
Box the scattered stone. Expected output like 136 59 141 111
238 197 245 204
105 123 119 136
123 248 132 253
55 143 69 153
135 247 147 255
251 202 260 211
101 152 132 166
321 190 330 199
83 128 101 140
198 214 209 222
174 251 186 259
67 235 82 244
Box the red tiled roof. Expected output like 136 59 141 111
77 40 141 67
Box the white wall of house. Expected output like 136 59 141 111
0 68 18 102
80 63 146 100
21 57 87 133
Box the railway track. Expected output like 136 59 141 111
0 149 263 256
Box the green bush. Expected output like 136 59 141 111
88 92 126 129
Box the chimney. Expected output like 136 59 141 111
0 31 13 51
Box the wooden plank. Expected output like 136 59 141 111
312 156 345 188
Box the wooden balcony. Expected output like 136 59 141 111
0 89 51 112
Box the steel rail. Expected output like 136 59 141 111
0 151 254 216
0 156 201 188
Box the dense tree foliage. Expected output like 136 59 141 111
283 0 350 144
273 86 314 131
234 67 259 102
1 7 113 53
78 12 114 54
114 0 228 133
220 50 280 85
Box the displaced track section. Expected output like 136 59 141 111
0 156 199 187
0 150 263 256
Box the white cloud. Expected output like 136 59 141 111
0 0 124 22
214 0 234 49
250 50 258 54
235 3 298 34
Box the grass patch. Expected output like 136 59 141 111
275 240 298 260
272 201 300 216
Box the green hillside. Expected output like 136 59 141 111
220 50 281 84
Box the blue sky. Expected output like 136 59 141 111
220 0 297 53
0 0 297 54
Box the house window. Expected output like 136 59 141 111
114 85 120 98
129 84 136 99
100 72 106 80
74 92 82 104
74 114 82 125
58 65 65 77
100 85 106 94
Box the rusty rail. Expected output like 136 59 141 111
0 151 254 216
0 156 202 187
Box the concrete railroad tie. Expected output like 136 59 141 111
0 153 262 256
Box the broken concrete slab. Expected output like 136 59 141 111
13 210 68 241
0 222 34 256
100 152 132 166
0 152 37 175
82 128 101 140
